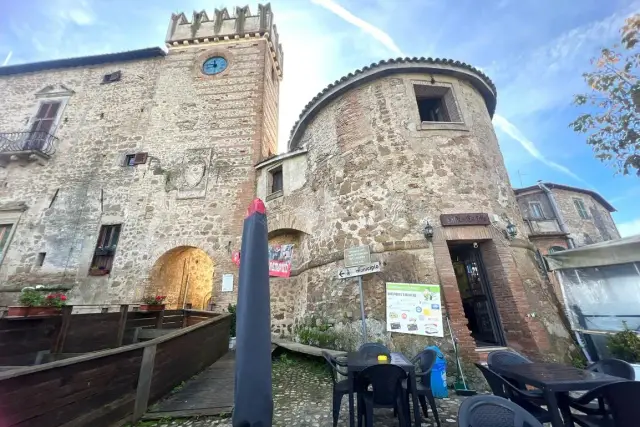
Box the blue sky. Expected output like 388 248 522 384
1 0 639 234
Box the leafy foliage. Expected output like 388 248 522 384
294 317 342 350
141 295 166 305
570 14 640 175
227 303 237 337
608 322 640 363
18 288 68 307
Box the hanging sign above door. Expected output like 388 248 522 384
440 213 490 226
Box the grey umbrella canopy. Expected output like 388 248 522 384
232 199 273 427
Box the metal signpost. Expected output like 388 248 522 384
341 246 379 340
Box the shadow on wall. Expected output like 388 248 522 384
148 246 214 310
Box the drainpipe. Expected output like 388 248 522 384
537 181 575 249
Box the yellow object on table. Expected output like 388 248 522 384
377 354 388 363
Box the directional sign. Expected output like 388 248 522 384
338 262 381 279
344 245 371 267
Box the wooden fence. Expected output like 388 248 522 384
0 306 196 366
0 311 230 427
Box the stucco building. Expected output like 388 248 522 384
0 4 575 360
515 182 619 255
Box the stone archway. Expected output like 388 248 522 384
149 246 214 309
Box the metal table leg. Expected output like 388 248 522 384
348 371 355 427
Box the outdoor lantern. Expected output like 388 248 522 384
423 221 434 239
506 219 518 239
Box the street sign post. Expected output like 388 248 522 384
337 262 381 279
341 246 377 341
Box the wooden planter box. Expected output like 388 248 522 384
139 304 165 312
88 269 110 276
7 306 62 317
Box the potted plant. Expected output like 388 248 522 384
139 295 166 311
607 323 640 378
8 288 67 317
228 303 237 349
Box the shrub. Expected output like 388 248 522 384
608 323 640 363
18 289 44 306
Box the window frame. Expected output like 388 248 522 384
266 164 284 200
0 209 23 267
573 198 589 219
411 80 467 131
27 90 72 139
529 202 544 219
89 224 122 276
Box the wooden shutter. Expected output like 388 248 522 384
133 152 148 165
29 102 61 134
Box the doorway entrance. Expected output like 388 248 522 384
449 243 506 347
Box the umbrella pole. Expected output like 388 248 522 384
358 276 367 341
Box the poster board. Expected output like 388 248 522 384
268 244 294 277
385 283 444 337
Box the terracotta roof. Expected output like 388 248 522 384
0 47 166 76
514 182 616 212
287 57 497 150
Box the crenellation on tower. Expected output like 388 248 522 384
166 3 283 77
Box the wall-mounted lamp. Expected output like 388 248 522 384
506 219 518 240
423 221 434 239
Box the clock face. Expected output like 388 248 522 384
202 56 228 75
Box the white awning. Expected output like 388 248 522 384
545 235 640 270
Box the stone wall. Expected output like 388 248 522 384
258 68 574 360
552 189 619 246
0 37 277 310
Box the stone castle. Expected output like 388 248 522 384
0 4 620 359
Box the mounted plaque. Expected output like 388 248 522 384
440 213 491 226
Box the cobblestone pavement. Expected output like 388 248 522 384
138 353 465 427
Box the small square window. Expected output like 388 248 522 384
269 166 283 195
124 152 148 167
414 84 461 123
102 71 121 84
36 252 46 267
530 202 544 219
574 198 589 219
125 154 136 166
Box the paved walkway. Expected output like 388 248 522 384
138 352 465 427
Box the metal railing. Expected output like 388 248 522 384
0 131 58 156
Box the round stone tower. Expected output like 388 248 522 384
258 58 573 361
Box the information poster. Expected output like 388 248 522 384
386 283 444 337
268 244 294 278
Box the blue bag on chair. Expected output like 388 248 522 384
426 345 448 398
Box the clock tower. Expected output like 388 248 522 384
165 3 283 162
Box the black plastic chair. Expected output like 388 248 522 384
358 364 409 427
475 364 551 424
565 380 640 427
401 349 441 426
487 350 538 393
322 351 354 427
458 395 544 427
587 358 635 380
358 342 391 358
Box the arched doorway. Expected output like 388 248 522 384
149 246 214 310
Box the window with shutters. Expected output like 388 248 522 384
529 202 544 219
24 101 62 149
0 224 14 259
573 198 589 219
102 71 121 84
123 152 148 167
89 224 121 276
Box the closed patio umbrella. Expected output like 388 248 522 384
232 199 273 427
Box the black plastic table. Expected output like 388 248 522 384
491 362 623 427
346 352 421 427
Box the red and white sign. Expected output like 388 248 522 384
231 244 294 278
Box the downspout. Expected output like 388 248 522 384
537 181 575 249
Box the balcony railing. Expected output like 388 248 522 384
524 217 565 236
0 131 58 157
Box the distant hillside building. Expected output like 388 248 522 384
0 4 578 359
514 182 619 255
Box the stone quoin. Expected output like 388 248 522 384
0 3 616 362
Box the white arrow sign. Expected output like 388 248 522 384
338 262 382 279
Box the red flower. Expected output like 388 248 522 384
60 295 67 301
46 294 54 299
156 296 162 300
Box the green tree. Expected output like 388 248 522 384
571 14 640 175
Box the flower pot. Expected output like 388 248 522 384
88 269 110 276
7 306 62 317
139 304 165 312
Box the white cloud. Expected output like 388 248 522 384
2 51 12 66
493 114 592 187
310 0 404 57
66 8 96 26
618 218 640 237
